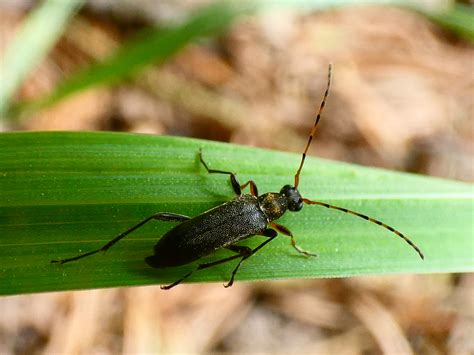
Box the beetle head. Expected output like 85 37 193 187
280 185 303 212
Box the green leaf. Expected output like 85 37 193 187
419 3 474 42
1 132 472 295
16 2 253 117
0 0 84 116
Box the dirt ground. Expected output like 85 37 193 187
1 2 473 354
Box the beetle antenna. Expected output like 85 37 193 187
294 63 332 188
302 198 424 259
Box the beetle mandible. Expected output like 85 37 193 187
51 64 424 289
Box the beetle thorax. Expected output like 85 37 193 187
258 192 288 222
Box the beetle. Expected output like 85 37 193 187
51 64 424 289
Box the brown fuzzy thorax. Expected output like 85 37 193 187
258 192 288 222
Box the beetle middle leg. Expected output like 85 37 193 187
271 222 317 257
199 149 258 196
224 228 277 288
161 229 277 290
51 212 190 265
160 251 244 290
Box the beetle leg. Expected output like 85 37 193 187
198 148 242 195
51 212 191 265
161 230 277 290
160 270 193 290
161 253 243 290
271 222 317 257
239 180 259 196
226 245 252 257
224 228 278 288
161 248 249 289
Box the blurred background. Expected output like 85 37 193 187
0 0 473 354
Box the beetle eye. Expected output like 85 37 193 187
280 185 292 195
280 187 302 211
290 198 303 212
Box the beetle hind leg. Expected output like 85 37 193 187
51 212 191 265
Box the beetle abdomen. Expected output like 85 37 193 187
146 194 267 268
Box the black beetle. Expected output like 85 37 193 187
51 64 423 289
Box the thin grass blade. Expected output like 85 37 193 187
0 132 472 295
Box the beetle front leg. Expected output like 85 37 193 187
239 180 259 197
271 223 317 257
